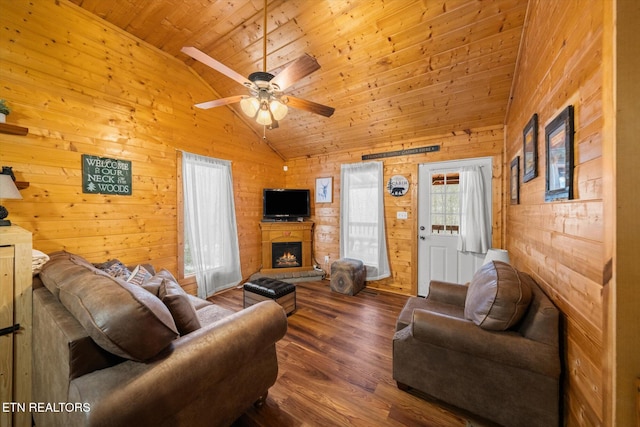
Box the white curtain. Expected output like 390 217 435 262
340 161 390 281
457 165 490 254
182 152 241 298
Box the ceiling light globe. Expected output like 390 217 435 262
256 108 273 126
240 97 260 117
269 100 288 121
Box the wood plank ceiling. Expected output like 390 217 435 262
70 0 528 160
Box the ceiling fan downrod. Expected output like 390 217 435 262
239 0 287 126
263 0 268 73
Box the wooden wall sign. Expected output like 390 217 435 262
82 154 132 195
387 175 409 197
362 145 440 160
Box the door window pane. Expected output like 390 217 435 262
430 173 460 235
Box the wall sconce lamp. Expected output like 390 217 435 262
0 171 22 226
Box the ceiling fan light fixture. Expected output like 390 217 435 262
256 104 273 126
181 0 333 128
240 96 260 117
269 99 288 121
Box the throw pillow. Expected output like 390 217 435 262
158 278 201 335
95 259 132 280
58 263 179 361
141 269 178 296
464 261 532 331
127 264 153 285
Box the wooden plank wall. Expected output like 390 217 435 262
0 1 617 424
504 0 605 425
608 2 640 426
0 0 284 286
285 126 504 295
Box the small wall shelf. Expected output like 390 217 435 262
0 123 28 136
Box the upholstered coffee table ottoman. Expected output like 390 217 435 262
243 277 296 315
330 258 366 295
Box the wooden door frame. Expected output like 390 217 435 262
417 156 493 295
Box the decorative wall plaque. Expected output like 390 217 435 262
82 154 132 195
387 175 409 197
362 144 439 160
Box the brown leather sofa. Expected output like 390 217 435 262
33 251 287 427
393 261 561 427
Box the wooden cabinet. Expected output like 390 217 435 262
0 226 32 427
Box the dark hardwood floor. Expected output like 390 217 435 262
209 280 483 427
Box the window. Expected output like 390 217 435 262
184 238 195 276
182 152 241 298
340 162 390 281
430 173 460 235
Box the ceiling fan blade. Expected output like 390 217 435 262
286 96 335 117
195 95 244 109
181 46 252 88
270 54 321 91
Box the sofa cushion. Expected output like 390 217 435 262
140 269 176 296
464 261 532 331
39 251 96 298
196 303 236 326
33 287 126 382
158 278 201 335
47 255 179 361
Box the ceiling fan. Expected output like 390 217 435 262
181 0 334 128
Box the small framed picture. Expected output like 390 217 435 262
522 113 538 183
510 157 519 205
315 177 332 203
545 105 574 202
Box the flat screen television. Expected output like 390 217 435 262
263 188 310 220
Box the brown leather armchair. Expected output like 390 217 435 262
393 261 561 427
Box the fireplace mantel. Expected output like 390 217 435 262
260 221 314 274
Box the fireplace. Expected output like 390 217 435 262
272 242 302 269
260 221 314 274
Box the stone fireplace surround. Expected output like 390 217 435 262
260 221 314 275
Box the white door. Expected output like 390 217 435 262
417 157 492 296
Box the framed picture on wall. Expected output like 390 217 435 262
510 156 519 205
315 177 332 203
522 113 538 182
545 105 574 202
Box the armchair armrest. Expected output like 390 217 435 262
427 280 468 307
411 309 560 378
68 301 287 426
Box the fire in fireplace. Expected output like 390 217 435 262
272 242 302 268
